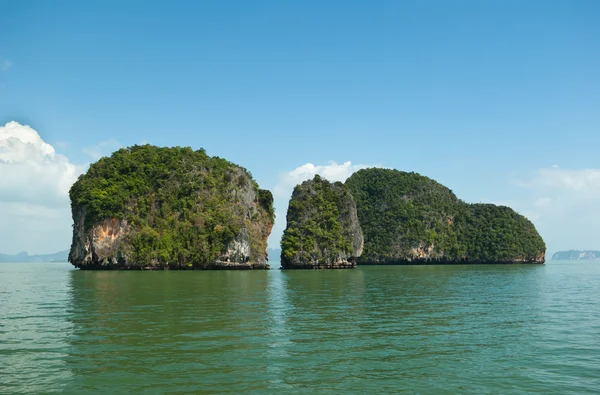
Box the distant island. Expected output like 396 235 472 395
68 145 274 270
281 169 546 268
0 250 69 263
552 250 600 260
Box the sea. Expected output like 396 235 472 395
1 260 599 394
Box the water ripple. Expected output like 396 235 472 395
0 261 599 393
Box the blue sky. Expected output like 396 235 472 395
1 0 599 255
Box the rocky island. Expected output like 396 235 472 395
281 175 363 269
346 168 546 264
68 145 274 270
282 168 545 267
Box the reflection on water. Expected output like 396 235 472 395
265 269 291 387
1 262 599 394
265 270 367 390
65 270 276 394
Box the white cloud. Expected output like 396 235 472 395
273 161 377 198
519 167 600 198
269 161 381 249
0 121 85 254
516 167 600 252
83 138 122 160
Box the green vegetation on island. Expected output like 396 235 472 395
345 168 460 261
281 175 363 269
453 203 546 262
344 168 546 264
69 145 274 269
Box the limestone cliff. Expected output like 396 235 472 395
68 145 274 270
281 175 364 269
346 168 546 265
68 212 130 268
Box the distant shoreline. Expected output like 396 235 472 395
552 250 600 260
0 250 69 263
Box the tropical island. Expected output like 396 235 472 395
282 169 546 268
68 148 545 270
68 145 274 270
281 175 364 269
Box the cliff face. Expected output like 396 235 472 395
68 145 274 270
346 168 546 265
69 211 130 268
281 175 364 269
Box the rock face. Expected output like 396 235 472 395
68 145 274 270
281 175 364 269
345 168 546 264
69 213 131 268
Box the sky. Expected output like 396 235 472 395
1 0 599 255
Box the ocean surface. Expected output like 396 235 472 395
1 260 599 394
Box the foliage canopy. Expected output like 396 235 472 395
69 145 274 267
346 168 545 263
281 175 362 268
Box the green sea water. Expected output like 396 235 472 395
1 261 599 394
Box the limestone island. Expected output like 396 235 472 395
68 145 274 270
281 175 364 269
281 168 545 268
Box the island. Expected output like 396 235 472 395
68 145 275 270
552 250 600 260
281 175 364 269
346 168 546 264
282 168 546 267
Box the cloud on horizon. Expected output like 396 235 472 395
516 166 600 252
0 121 85 254
518 167 600 199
